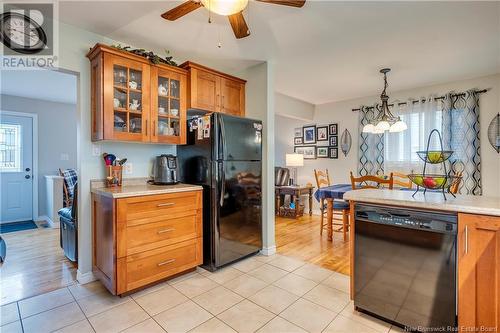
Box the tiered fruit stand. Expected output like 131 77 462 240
408 129 460 200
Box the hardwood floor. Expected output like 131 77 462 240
275 214 350 275
0 225 77 305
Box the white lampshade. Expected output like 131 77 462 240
375 120 391 132
201 0 248 15
362 123 375 133
372 127 385 134
286 153 304 167
389 120 408 133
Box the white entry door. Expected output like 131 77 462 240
0 114 33 223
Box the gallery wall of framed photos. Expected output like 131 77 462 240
293 123 339 160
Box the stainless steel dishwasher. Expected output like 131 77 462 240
354 204 457 331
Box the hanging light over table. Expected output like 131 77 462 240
362 68 407 134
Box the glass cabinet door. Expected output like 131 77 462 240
153 68 184 143
111 62 147 139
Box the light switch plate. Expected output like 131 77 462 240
92 144 101 157
123 163 133 175
60 153 69 161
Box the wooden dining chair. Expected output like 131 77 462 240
314 169 350 241
350 172 394 190
391 172 412 189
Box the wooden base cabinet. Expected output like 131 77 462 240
180 61 246 116
92 190 202 295
458 213 500 331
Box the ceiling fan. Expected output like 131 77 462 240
161 0 306 39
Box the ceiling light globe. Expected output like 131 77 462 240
362 124 375 133
201 0 249 16
389 120 408 133
375 120 390 132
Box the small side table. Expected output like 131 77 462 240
275 185 314 218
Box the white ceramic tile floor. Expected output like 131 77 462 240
2 254 396 333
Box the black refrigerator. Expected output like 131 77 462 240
177 112 263 271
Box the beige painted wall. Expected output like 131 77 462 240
276 73 500 213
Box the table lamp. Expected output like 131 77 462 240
286 153 304 186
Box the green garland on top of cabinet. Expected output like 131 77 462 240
111 44 178 66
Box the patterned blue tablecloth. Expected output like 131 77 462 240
314 184 353 202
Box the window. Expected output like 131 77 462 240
0 124 22 172
384 100 443 173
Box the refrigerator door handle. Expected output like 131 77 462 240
218 115 227 160
219 161 225 207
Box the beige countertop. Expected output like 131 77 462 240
91 182 202 199
344 189 500 217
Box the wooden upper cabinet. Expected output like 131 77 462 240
220 78 245 116
181 61 246 116
151 66 187 144
87 44 187 144
458 213 500 331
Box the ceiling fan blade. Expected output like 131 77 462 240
228 12 250 39
256 0 305 8
161 1 202 21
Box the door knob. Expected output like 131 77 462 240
25 175 31 179
25 167 30 172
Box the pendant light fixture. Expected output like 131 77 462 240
362 68 407 134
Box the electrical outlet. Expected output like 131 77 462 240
92 144 101 157
123 163 133 175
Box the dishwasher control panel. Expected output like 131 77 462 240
355 204 458 234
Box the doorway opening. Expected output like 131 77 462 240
0 69 79 305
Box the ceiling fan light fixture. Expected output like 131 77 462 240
201 0 249 16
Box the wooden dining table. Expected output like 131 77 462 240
314 184 355 241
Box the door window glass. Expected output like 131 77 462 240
0 124 21 172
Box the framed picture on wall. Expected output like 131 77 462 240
294 137 303 145
317 146 328 158
329 147 338 159
329 123 338 136
294 128 302 138
303 126 316 144
329 135 338 147
295 145 316 159
316 126 328 142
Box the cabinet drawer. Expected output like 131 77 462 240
117 212 202 257
117 238 202 294
117 191 201 222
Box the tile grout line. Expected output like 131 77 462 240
16 301 25 333
126 298 167 333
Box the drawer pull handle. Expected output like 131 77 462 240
158 228 175 234
157 202 175 207
157 259 176 267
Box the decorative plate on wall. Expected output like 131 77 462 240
487 113 500 153
340 129 352 156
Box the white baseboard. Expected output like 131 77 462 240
260 245 276 256
77 270 96 284
36 215 60 228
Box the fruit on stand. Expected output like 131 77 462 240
423 177 437 188
427 152 443 163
